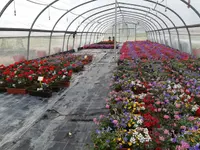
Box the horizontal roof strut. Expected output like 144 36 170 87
148 23 200 32
0 28 101 34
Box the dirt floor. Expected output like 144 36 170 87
0 49 118 150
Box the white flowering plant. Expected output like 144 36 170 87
115 127 152 149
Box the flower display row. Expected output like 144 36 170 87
0 53 93 97
97 41 115 44
91 41 200 150
83 44 119 49
119 41 191 61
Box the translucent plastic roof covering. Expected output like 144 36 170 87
0 0 199 33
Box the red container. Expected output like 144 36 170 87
7 88 27 94
64 82 70 88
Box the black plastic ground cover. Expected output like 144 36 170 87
0 49 118 150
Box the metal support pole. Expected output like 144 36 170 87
67 34 72 51
119 28 120 43
135 24 137 41
72 35 75 50
89 33 93 44
126 24 129 41
114 0 117 54
112 25 114 37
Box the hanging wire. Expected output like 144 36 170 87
14 0 16 16
154 0 158 10
48 7 51 20
165 0 168 12
26 0 95 23
188 0 191 8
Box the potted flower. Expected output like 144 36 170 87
27 77 52 98
0 79 7 93
6 75 30 94
71 62 84 73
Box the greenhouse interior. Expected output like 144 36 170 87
0 0 200 150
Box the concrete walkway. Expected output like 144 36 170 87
0 49 117 150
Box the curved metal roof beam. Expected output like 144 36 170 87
96 17 154 40
79 11 152 46
82 9 167 43
69 6 166 34
118 2 181 48
84 6 171 45
81 16 156 48
0 0 13 18
48 0 96 54
0 0 198 53
1 0 199 29
83 16 153 46
145 0 192 53
79 1 182 47
60 4 116 51
92 18 149 44
75 19 149 49
97 17 161 42
64 6 168 50
180 0 200 18
96 22 142 44
71 6 167 46
80 10 157 38
82 10 154 33
27 0 59 59
84 13 160 46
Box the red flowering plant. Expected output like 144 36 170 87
71 61 84 72
0 64 6 73
0 64 7 87
2 63 35 89
142 113 160 130
49 69 72 87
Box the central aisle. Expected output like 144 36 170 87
4 49 118 150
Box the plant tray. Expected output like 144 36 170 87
50 86 62 92
7 88 27 94
28 90 52 98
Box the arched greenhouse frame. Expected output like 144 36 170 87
0 1 200 150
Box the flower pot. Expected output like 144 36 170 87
81 60 87 65
7 88 27 94
64 82 70 87
59 81 70 88
0 87 7 93
50 85 62 92
28 90 52 98
82 60 88 65
72 66 84 73
132 87 147 95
